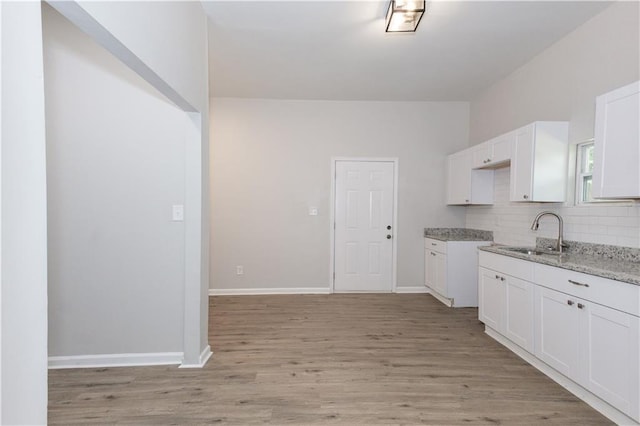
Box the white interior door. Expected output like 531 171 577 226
334 160 395 292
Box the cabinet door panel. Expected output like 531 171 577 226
504 276 534 352
510 124 534 201
593 81 640 198
478 267 503 332
433 252 447 296
535 286 579 377
492 132 514 164
425 250 437 289
579 302 640 421
472 141 491 168
447 152 471 204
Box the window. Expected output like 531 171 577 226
576 141 594 204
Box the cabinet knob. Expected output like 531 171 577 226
567 300 574 306
430 252 436 256
495 274 500 279
500 276 505 281
465 199 470 203
386 234 392 239
387 225 392 230
523 195 529 200
577 303 585 309
486 158 491 163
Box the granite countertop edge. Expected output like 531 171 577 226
424 227 493 242
479 245 640 286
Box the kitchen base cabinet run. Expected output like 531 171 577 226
478 251 640 425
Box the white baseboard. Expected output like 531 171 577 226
210 287 432 296
485 327 637 426
180 345 212 369
394 286 430 293
209 287 331 296
48 351 183 369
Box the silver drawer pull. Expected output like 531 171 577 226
568 279 589 288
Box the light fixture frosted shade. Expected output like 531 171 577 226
385 0 425 33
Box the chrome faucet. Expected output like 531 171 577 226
531 211 566 253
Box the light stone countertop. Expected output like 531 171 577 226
424 228 493 242
480 239 640 286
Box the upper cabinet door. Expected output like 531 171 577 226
510 124 535 201
447 150 494 205
491 131 514 165
471 141 492 169
447 151 472 205
509 121 569 202
592 81 640 199
472 133 514 169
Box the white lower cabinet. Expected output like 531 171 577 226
534 285 580 378
478 268 504 331
425 238 490 307
479 251 640 424
503 276 535 352
425 249 447 297
478 264 534 352
579 301 640 421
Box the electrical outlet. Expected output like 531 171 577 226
236 265 244 275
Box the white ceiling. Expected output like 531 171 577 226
203 1 612 101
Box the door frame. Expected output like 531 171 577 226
329 157 399 293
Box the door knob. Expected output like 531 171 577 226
386 235 392 239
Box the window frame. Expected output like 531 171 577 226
574 140 632 205
575 141 594 205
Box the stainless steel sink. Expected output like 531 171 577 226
502 246 562 256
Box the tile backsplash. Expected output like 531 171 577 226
466 168 640 248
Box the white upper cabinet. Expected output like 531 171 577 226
509 121 569 202
592 81 640 199
472 131 514 169
447 149 494 205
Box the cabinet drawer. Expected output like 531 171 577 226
478 251 533 281
534 263 640 317
424 238 447 254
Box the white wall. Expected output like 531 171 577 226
71 0 208 113
210 99 469 292
44 5 187 358
466 1 640 248
0 2 48 424
469 2 639 145
48 0 211 365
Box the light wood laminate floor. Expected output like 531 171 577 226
49 294 611 425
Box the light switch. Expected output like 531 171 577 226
309 207 318 216
172 205 184 221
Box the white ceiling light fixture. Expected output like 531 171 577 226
385 0 426 33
